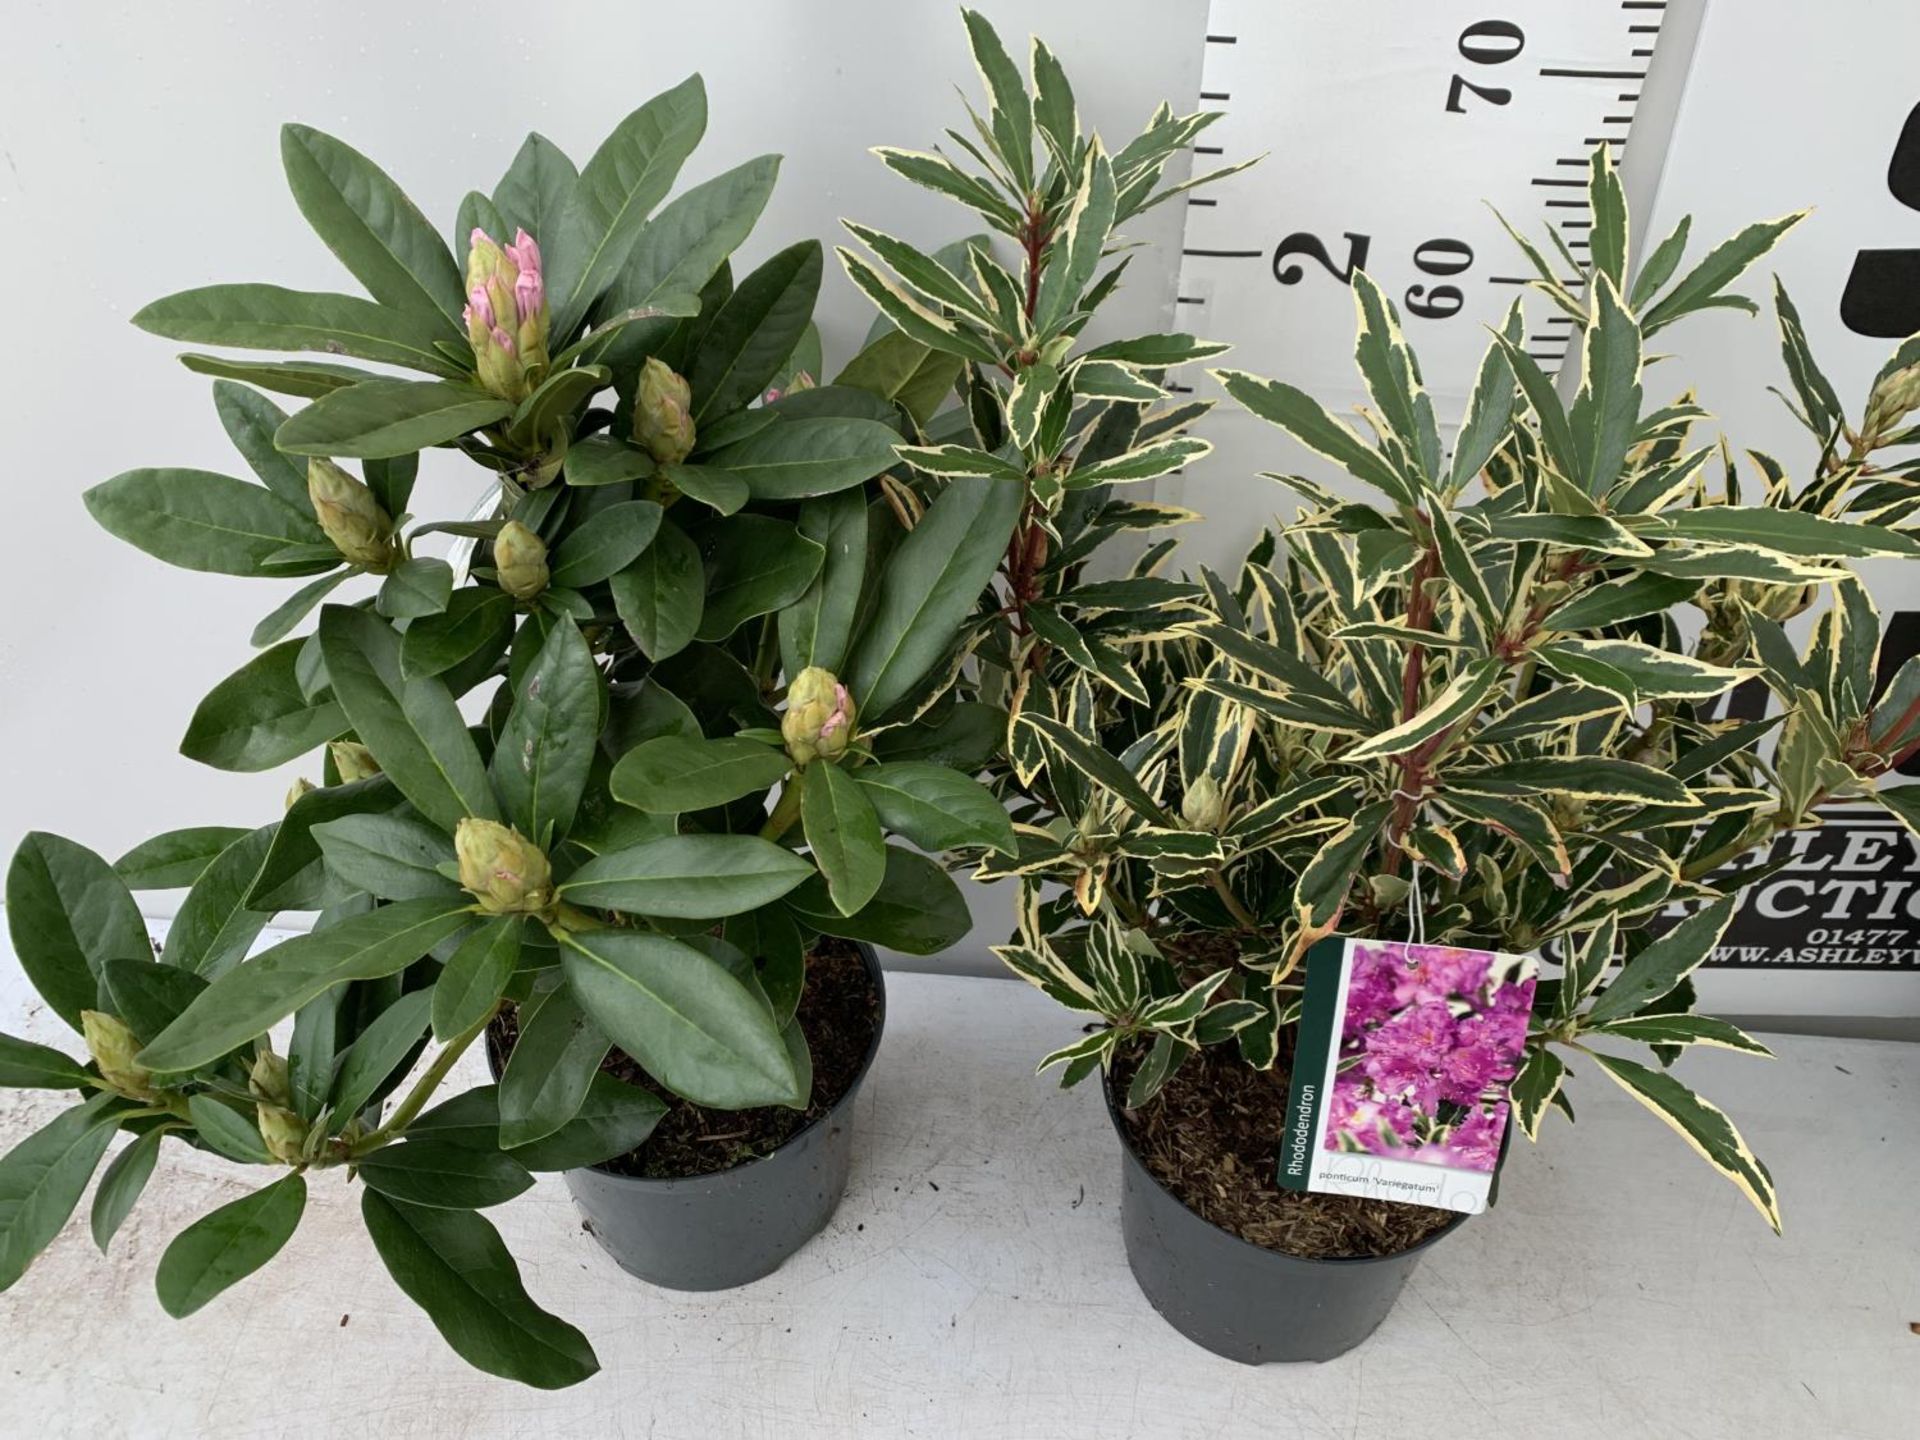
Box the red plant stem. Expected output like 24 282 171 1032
1871 691 1920 771
1383 543 1595 876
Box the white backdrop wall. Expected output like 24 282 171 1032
12 1 1916 1025
0 1 1206 945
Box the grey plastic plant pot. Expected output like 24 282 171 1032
1104 1076 1470 1364
502 941 885 1292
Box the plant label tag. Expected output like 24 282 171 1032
1277 936 1538 1215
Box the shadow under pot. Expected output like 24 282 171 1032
488 937 885 1292
1102 1063 1473 1365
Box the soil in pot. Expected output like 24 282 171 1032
491 935 879 1179
1112 1034 1456 1260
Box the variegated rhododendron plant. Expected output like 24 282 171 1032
991 149 1920 1233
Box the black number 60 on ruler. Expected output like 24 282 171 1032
1271 234 1475 319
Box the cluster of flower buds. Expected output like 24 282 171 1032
82 1010 158 1101
309 459 401 572
456 817 554 917
782 667 856 766
1861 362 1920 450
257 1107 308 1164
492 520 550 601
248 1051 309 1164
329 740 382 783
465 227 550 403
635 358 697 465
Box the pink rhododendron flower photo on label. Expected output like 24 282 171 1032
1325 943 1538 1175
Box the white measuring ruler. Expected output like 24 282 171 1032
1173 0 1672 425
1168 0 1920 1021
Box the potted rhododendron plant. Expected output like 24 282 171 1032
981 152 1920 1361
0 72 1013 1385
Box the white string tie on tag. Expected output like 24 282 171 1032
1408 861 1427 946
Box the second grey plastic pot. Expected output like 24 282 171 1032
1104 1076 1468 1364
508 942 884 1292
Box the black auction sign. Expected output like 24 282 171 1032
1711 807 1920 972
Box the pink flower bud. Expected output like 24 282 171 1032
820 684 852 738
514 267 543 326
506 228 542 275
465 227 549 403
782 668 857 765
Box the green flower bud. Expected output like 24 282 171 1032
455 817 554 916
256 1104 308 1165
1474 853 1508 918
285 777 315 810
493 519 549 601
308 459 399 572
782 667 856 766
1180 774 1225 831
464 227 549 403
1864 362 1920 445
634 357 697 465
82 1010 155 1100
329 740 382 783
249 1050 291 1109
